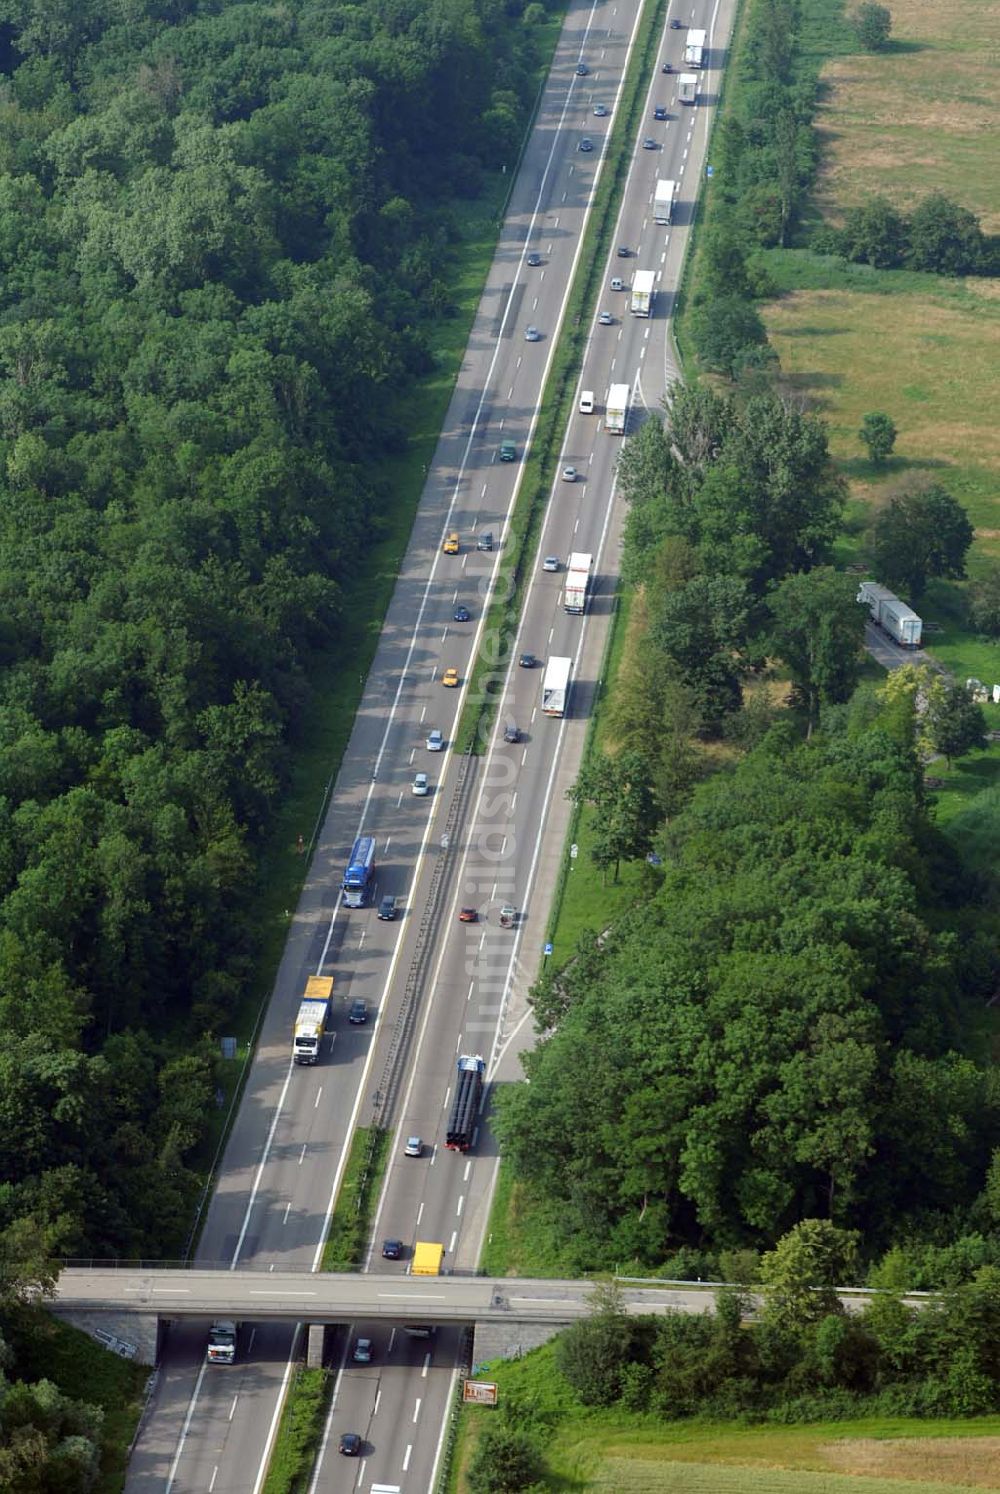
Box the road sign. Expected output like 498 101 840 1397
543 942 553 956
570 843 578 859
463 1380 499 1405
706 164 714 177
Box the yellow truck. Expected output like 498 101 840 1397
412 1241 444 1276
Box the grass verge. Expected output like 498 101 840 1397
260 1365 330 1494
455 0 669 753
320 1125 391 1272
451 1341 1000 1492
1 1306 150 1494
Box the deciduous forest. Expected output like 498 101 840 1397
0 0 545 1260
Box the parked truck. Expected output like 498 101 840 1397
685 28 706 66
605 382 630 434
630 269 655 317
342 833 376 907
541 656 572 716
293 975 333 1064
564 552 593 614
446 1055 485 1151
678 72 698 104
857 581 923 648
207 1321 239 1365
654 178 676 225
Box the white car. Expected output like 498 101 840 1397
404 1136 423 1157
426 729 444 751
543 556 560 572
353 1338 373 1364
412 772 429 796
561 466 577 482
525 325 541 342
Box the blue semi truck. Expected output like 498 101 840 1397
342 834 377 907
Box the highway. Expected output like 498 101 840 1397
123 1 736 1491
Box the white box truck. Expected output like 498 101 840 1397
654 178 676 224
293 975 334 1064
564 553 593 614
605 382 630 434
857 581 923 647
207 1321 239 1365
630 269 655 316
678 72 698 104
542 657 572 716
685 28 706 66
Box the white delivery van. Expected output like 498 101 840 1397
579 389 594 414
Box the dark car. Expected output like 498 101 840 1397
518 652 537 669
654 105 667 119
662 60 673 72
526 251 542 266
348 999 367 1025
453 604 470 622
642 137 658 149
339 1433 361 1456
378 894 396 920
503 720 520 743
617 244 630 257
382 1238 403 1260
477 531 493 552
575 62 588 75
670 17 683 27
578 137 594 153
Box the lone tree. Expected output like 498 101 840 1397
853 2 892 50
467 1423 544 1493
872 482 973 599
926 682 987 765
859 411 897 465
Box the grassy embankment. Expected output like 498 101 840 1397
447 1340 1000 1493
758 0 1000 827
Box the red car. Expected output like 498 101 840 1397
458 907 478 923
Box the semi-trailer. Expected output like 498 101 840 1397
605 382 630 434
541 656 572 716
685 28 706 66
630 269 655 316
342 833 376 907
446 1055 485 1151
857 581 923 647
564 553 593 614
654 178 676 224
293 975 334 1064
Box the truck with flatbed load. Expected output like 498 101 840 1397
685 28 706 66
630 269 655 317
541 656 572 716
293 975 334 1064
678 72 698 104
342 833 376 907
207 1321 239 1365
654 178 676 224
605 382 630 434
857 581 923 647
446 1055 485 1151
564 553 593 614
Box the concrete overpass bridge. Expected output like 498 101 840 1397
49 1265 929 1367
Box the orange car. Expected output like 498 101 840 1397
442 667 459 688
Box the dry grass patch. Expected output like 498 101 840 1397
812 0 1000 230
820 1434 1000 1487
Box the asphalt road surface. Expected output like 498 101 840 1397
124 2 736 1491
